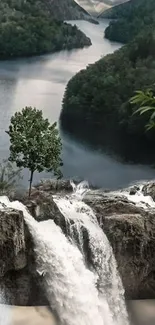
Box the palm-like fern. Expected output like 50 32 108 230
130 89 155 130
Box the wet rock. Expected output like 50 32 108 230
0 203 49 305
142 182 155 201
0 268 48 306
35 179 73 194
0 207 27 276
85 191 155 299
129 186 140 195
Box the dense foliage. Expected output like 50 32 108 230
61 30 155 163
130 90 155 131
103 0 155 43
7 107 62 196
0 0 91 59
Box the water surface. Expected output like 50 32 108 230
0 20 154 188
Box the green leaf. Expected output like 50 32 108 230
6 106 63 196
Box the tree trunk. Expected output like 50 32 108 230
29 170 34 198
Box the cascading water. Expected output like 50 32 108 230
53 181 128 325
0 182 129 325
0 197 106 325
117 183 155 209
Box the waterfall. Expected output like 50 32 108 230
0 182 129 325
53 182 128 325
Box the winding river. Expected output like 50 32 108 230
0 19 155 189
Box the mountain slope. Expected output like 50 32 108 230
102 0 155 43
45 0 90 20
61 26 155 163
0 0 91 59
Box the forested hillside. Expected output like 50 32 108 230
61 27 155 163
46 0 90 20
0 0 91 59
102 0 155 43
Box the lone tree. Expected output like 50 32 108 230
6 107 62 196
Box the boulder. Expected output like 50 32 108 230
142 182 155 201
35 179 73 194
129 185 140 195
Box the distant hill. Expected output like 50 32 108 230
102 0 155 43
0 0 92 59
75 0 110 16
75 0 129 16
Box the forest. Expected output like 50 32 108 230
61 9 155 163
103 0 155 43
0 0 91 59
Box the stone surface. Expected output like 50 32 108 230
142 182 155 201
129 186 140 195
0 203 48 305
85 191 155 299
0 269 48 306
0 207 27 277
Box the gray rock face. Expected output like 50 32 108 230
0 207 27 277
142 182 155 201
0 204 48 305
85 191 155 299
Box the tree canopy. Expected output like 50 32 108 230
103 0 155 43
0 0 91 59
131 90 155 131
6 107 62 196
61 29 155 163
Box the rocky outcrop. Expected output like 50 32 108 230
1 179 155 304
0 204 48 305
142 181 155 201
26 180 155 299
0 207 26 277
85 190 155 299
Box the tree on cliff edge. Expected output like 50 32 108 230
6 107 62 197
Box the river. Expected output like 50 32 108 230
0 19 155 189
